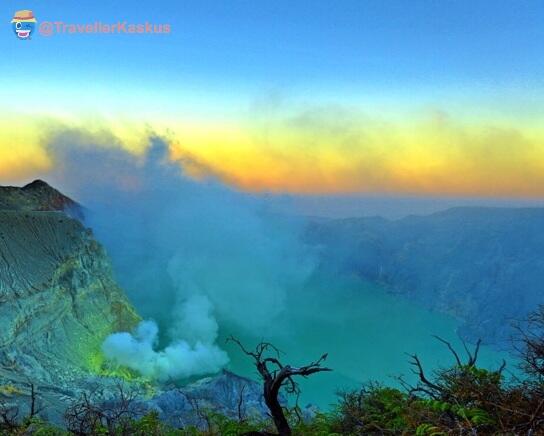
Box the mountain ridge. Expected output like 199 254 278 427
0 179 84 220
305 206 544 346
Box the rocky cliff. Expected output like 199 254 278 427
0 181 267 426
0 181 139 421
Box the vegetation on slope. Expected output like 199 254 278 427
0 305 543 435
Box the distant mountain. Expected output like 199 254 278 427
305 207 544 346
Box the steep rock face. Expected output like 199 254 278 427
0 182 140 422
0 210 139 382
306 207 544 345
0 181 267 427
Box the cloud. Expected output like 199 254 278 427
2 108 544 197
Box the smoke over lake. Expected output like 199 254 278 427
45 131 512 407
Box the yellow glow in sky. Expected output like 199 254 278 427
1 110 544 197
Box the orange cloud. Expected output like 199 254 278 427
1 109 544 197
169 109 544 197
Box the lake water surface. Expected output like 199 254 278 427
220 278 513 409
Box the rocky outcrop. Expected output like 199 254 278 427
305 207 544 346
59 370 270 429
0 180 266 427
143 370 269 427
0 181 140 423
0 180 83 220
0 210 140 378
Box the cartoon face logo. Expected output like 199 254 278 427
11 10 37 40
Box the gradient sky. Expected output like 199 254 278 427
1 1 544 196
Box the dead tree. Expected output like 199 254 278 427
237 383 247 423
25 381 45 419
182 392 212 433
227 336 331 436
0 381 44 431
0 398 19 432
399 336 487 399
514 305 544 380
64 381 143 435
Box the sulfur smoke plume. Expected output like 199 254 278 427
46 132 315 380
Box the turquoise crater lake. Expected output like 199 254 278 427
221 278 514 410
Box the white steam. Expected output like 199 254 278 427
46 132 315 380
102 296 228 380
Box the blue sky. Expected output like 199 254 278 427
2 0 543 105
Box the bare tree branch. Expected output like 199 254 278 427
432 335 463 367
227 336 331 436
